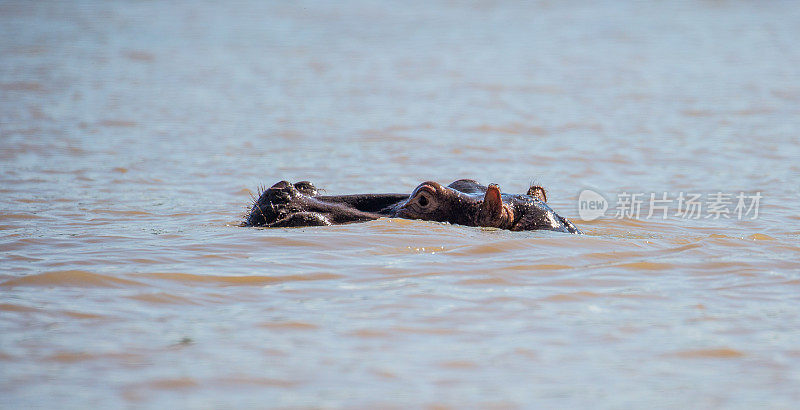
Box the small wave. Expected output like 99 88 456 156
86 209 153 216
45 351 142 363
60 310 109 320
448 239 539 256
0 270 146 288
391 326 460 335
504 263 572 271
541 291 601 302
457 276 519 286
0 303 40 313
140 272 342 286
0 212 44 220
259 321 319 330
668 348 746 359
438 360 478 369
215 376 300 387
126 292 200 305
98 120 137 128
541 291 660 302
1 302 111 319
616 261 674 270
0 81 44 92
144 377 199 390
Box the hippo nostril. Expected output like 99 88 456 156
269 180 292 190
267 188 292 203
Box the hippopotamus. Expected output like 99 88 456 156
242 179 582 234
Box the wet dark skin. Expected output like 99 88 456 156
242 179 582 234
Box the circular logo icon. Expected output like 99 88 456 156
577 189 608 221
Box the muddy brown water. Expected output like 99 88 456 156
2 1 800 408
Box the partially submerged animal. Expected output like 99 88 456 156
242 179 581 234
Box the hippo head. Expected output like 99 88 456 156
395 181 516 228
395 179 581 233
242 178 581 233
395 181 481 226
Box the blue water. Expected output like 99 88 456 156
2 1 800 408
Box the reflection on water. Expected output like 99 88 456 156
2 0 800 407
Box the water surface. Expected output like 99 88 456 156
2 1 800 408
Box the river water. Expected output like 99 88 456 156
2 1 799 408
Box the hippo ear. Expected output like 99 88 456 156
527 185 547 202
479 184 504 220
